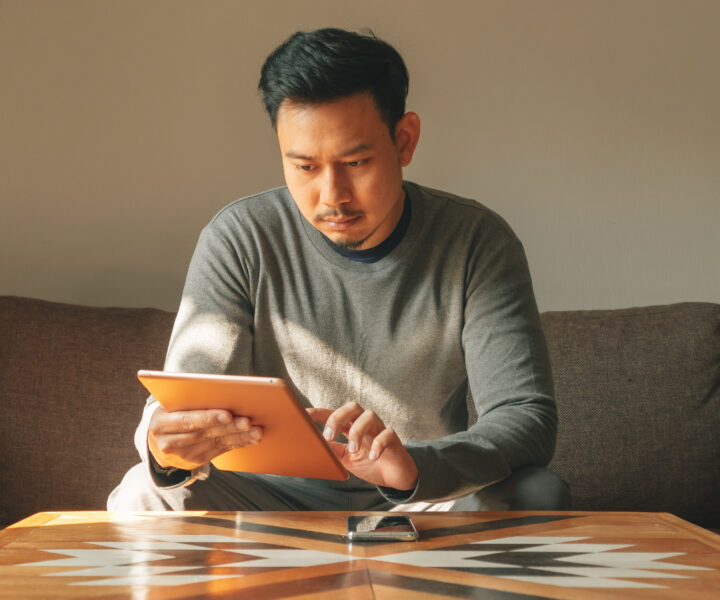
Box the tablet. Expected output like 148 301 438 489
137 370 349 481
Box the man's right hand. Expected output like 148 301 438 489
148 406 263 471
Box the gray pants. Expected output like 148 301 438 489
108 463 571 512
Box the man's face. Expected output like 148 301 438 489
276 93 419 250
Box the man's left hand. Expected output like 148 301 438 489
307 402 418 492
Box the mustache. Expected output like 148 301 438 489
314 208 364 222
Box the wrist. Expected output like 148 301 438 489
391 454 419 491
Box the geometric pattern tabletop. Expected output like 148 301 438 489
1 510 719 599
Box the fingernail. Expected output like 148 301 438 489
323 426 334 440
217 413 231 424
250 428 261 439
348 440 358 453
369 449 378 460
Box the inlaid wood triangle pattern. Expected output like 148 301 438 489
1 511 718 599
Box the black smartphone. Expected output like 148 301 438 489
346 515 419 542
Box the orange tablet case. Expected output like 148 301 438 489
137 370 349 481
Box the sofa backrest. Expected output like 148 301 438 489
0 296 174 527
543 302 720 529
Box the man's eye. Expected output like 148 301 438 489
346 159 367 167
296 165 314 171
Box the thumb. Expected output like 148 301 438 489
326 440 347 461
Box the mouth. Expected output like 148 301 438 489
320 215 362 231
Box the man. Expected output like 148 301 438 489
109 28 570 512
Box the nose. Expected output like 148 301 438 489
319 165 351 208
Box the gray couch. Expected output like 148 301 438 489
1 295 718 530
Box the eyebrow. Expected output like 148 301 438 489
284 143 373 161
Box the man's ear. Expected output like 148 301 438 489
394 112 421 167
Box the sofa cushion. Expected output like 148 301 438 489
0 296 175 527
543 302 720 529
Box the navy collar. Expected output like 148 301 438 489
321 194 411 264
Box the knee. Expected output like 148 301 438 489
512 466 572 510
477 466 572 511
107 463 187 511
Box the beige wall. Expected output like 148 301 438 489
2 0 718 312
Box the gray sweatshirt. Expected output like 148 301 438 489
137 181 556 503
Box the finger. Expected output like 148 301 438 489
367 427 401 461
153 426 264 468
153 408 235 435
174 438 226 466
150 432 218 469
210 426 264 451
325 440 347 461
306 407 333 425
199 416 255 440
154 414 255 447
347 409 384 454
345 434 374 462
155 421 261 451
322 402 364 441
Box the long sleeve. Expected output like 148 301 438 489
399 224 557 503
133 220 256 470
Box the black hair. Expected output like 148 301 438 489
258 28 409 135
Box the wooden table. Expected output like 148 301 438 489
1 511 719 599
